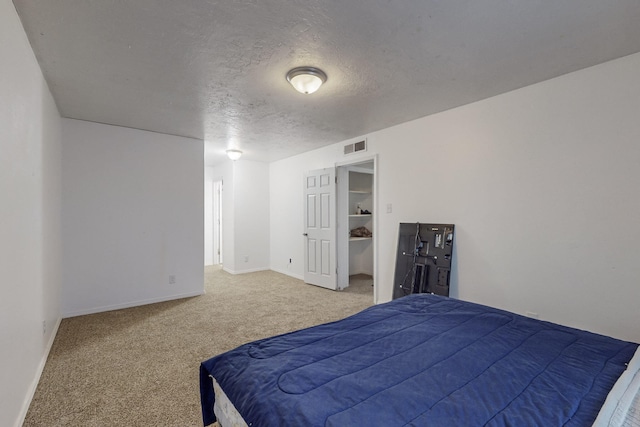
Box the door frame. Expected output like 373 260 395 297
335 154 378 304
213 179 223 265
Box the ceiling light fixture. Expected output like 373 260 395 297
226 149 242 161
286 66 327 94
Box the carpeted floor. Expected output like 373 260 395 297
24 267 373 426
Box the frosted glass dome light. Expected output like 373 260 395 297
286 67 327 94
226 149 243 160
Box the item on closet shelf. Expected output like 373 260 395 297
350 226 372 238
356 204 362 215
361 209 371 215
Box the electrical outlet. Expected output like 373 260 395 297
386 203 393 213
244 256 249 263
42 320 46 335
169 275 176 285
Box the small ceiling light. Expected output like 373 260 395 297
226 149 242 161
286 66 327 94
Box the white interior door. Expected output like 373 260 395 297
303 168 337 290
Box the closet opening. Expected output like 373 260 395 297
336 157 377 302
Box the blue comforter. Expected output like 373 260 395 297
200 294 637 426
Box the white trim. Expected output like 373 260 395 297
335 152 376 168
213 178 223 265
15 317 62 427
270 267 304 281
224 266 305 281
222 266 270 275
62 290 205 318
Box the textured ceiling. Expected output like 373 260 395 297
13 0 640 165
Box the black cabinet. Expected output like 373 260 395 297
393 223 455 299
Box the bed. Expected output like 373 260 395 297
200 294 640 426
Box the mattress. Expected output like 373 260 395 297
211 376 247 427
593 347 640 426
200 294 639 426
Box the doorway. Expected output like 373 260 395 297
213 179 223 265
205 178 223 266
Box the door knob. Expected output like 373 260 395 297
303 233 308 236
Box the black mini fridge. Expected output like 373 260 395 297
392 223 455 299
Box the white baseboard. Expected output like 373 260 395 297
269 267 304 281
222 266 304 281
16 316 62 427
222 266 270 275
62 290 204 318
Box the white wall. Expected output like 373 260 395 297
232 160 270 273
0 1 62 426
270 52 640 343
61 119 204 316
221 162 236 272
211 160 270 274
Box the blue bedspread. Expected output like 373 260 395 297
200 294 638 426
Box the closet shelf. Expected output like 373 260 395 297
349 190 371 194
349 214 372 218
349 237 372 242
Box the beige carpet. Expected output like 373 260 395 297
24 267 373 426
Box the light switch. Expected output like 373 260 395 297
386 203 392 213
